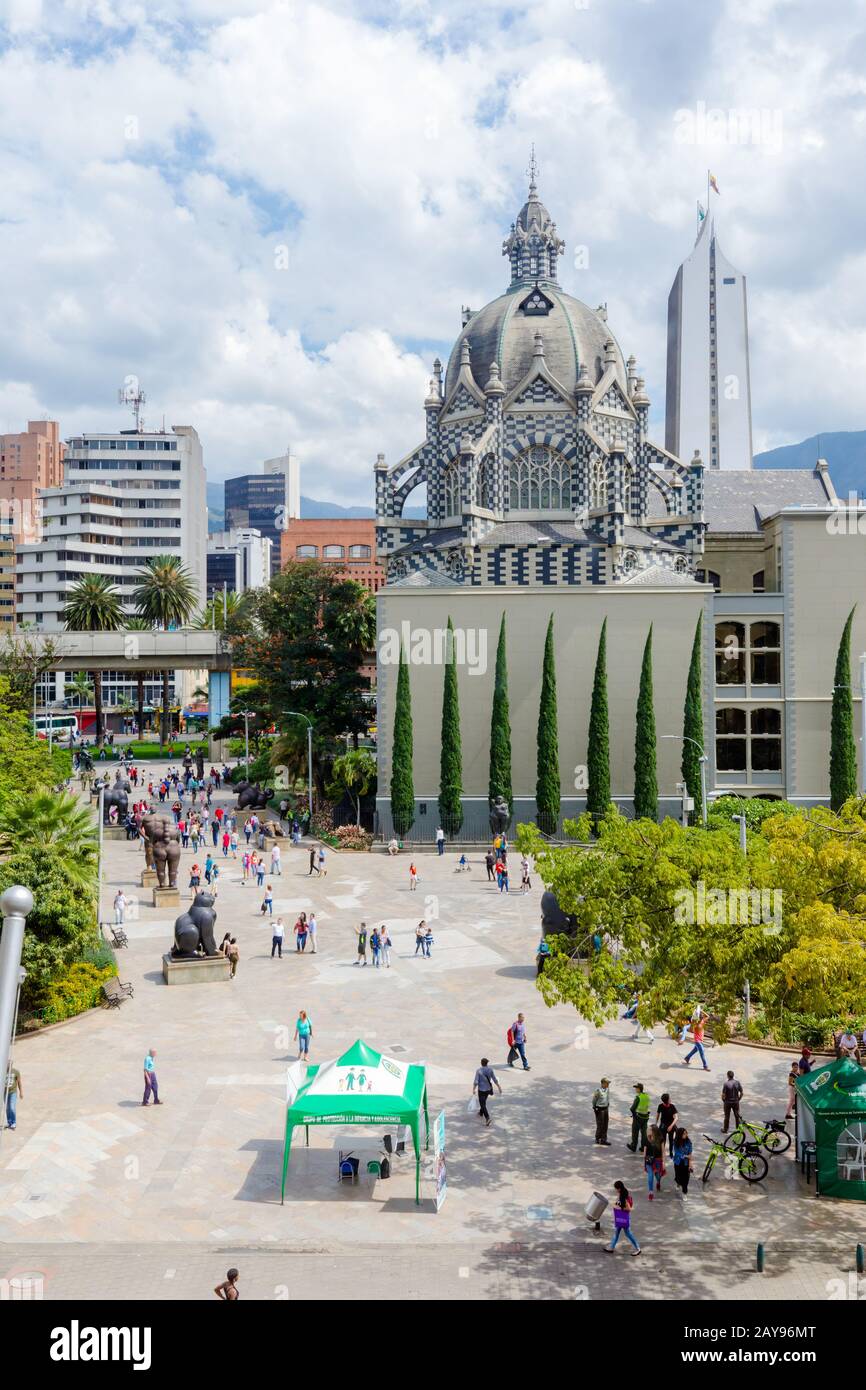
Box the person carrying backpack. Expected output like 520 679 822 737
507 1014 530 1070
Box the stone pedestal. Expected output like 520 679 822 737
141 869 158 888
102 826 129 841
153 886 181 908
162 953 231 986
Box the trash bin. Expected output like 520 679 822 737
585 1191 608 1229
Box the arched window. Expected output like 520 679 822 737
590 458 607 510
475 456 493 510
623 461 634 518
443 462 460 518
508 446 571 511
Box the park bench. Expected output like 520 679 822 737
104 923 129 948
102 977 134 1008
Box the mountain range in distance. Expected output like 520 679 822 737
207 431 866 529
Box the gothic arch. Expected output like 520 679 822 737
508 444 571 511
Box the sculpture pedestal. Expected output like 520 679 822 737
141 869 158 889
102 826 128 841
153 886 181 908
162 953 231 986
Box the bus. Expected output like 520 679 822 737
34 714 79 743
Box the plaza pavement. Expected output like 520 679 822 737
1 765 864 1301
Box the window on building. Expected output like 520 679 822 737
349 544 371 558
715 706 782 776
623 461 633 519
443 461 460 518
696 569 722 590
715 621 746 684
296 544 318 558
589 457 607 510
323 544 344 558
753 570 765 593
475 456 493 510
508 446 571 511
749 621 781 684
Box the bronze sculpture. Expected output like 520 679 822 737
172 890 219 958
489 795 512 837
141 813 180 888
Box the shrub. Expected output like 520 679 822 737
40 961 117 1024
334 824 372 851
706 796 802 833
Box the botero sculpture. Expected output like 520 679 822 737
98 774 129 824
540 889 577 934
141 813 181 888
489 796 512 838
235 780 274 811
172 890 219 958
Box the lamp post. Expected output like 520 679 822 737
284 711 314 821
661 735 708 828
0 886 34 1148
236 709 254 778
860 653 866 796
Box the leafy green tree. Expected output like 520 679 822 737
438 617 463 833
0 629 66 716
633 625 658 821
586 618 610 823
0 679 68 805
830 606 858 811
0 791 97 890
536 615 560 831
0 848 99 1012
330 747 377 826
132 555 198 746
390 645 415 837
488 613 512 813
63 574 124 744
682 613 704 824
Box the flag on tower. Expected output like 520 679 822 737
709 173 720 195
697 201 706 222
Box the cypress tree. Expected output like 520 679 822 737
488 612 513 812
536 615 560 830
586 618 610 822
830 606 857 812
390 644 415 836
438 617 463 832
682 613 704 824
633 625 658 821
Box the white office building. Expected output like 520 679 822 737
263 449 300 523
17 425 207 711
207 527 273 598
665 213 753 471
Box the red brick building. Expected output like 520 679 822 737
279 517 384 592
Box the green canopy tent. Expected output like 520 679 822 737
795 1056 866 1200
280 1039 430 1205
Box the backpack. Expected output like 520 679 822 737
507 1027 515 1047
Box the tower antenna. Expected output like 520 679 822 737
117 377 146 432
526 143 539 197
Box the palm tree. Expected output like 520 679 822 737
0 791 98 890
192 590 249 632
63 575 123 744
65 672 94 713
132 555 198 746
123 616 154 739
331 747 376 826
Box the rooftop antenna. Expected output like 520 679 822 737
526 143 539 197
117 376 146 432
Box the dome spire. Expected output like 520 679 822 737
527 143 539 199
502 150 565 289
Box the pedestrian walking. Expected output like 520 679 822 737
409 862 418 891
256 858 265 889
307 911 318 953
627 1083 651 1152
113 890 127 926
507 1013 530 1070
4 1064 22 1129
354 921 368 965
424 923 434 957
785 1062 799 1120
227 938 239 977
536 938 551 976
683 1018 710 1070
721 1071 743 1131
485 849 495 882
204 853 214 884
230 830 238 859
656 1093 679 1156
435 826 445 856
294 1011 313 1060
214 1268 240 1300
242 850 251 884
672 1126 693 1198
270 842 281 876
294 912 308 952
643 1124 665 1200
261 883 274 916
379 924 391 968
244 819 252 845
271 917 285 958
211 818 220 847
210 863 220 897
221 830 230 859
309 846 317 875
370 927 381 967
797 1045 813 1075
189 863 201 897
604 1182 641 1255
414 921 427 956
473 1057 502 1127
520 856 531 893
142 1048 160 1106
592 1077 611 1145
317 846 326 877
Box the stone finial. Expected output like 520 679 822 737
374 452 387 470
459 433 474 454
575 363 594 394
460 340 471 367
597 303 608 322
690 448 705 469
627 354 638 393
485 360 505 396
632 375 650 406
604 337 617 365
533 331 545 359
425 377 443 408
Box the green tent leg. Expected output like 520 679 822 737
281 1121 295 1205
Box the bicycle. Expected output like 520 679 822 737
723 1117 791 1156
701 1134 768 1184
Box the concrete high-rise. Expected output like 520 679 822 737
225 451 300 578
207 528 273 599
0 419 64 544
665 213 753 471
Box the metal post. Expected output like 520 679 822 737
97 783 105 924
307 722 313 820
699 756 708 828
860 654 866 795
744 977 751 1030
244 711 250 777
0 886 34 1147
738 814 747 855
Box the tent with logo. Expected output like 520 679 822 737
280 1039 430 1205
795 1056 866 1200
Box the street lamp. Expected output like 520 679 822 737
661 735 709 828
0 886 33 1148
236 709 255 778
283 711 314 821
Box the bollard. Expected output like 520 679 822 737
756 1243 765 1272
857 1244 864 1275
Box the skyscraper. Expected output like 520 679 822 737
224 452 299 578
665 212 753 471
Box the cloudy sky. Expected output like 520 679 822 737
1 0 864 504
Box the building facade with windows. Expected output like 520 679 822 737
280 518 384 593
207 528 273 599
0 419 65 551
372 172 864 837
224 455 299 579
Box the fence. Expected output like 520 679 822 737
375 802 589 845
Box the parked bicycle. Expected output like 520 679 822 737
723 1118 791 1156
701 1134 769 1184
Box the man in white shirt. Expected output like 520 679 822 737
307 912 318 953
271 918 284 959
270 843 281 876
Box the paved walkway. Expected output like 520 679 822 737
1 765 864 1300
